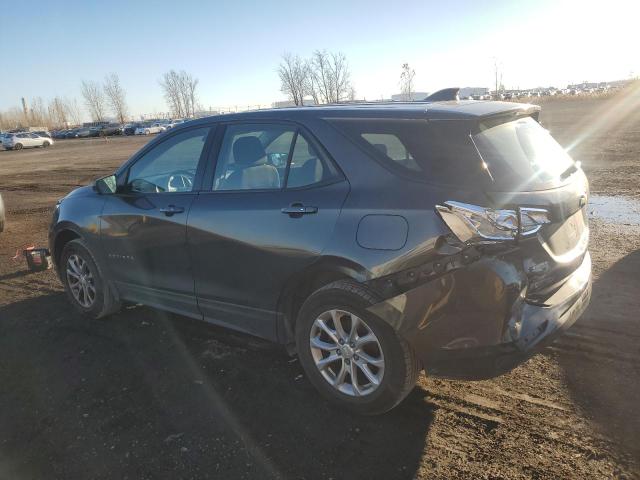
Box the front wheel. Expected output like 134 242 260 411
60 239 121 319
296 280 421 415
43 141 50 147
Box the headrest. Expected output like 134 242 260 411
233 136 265 166
373 143 388 156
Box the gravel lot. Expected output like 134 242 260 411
1 87 639 479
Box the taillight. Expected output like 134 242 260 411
435 201 550 244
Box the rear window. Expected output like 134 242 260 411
472 116 574 185
329 116 575 190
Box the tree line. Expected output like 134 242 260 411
0 70 201 131
1 57 417 130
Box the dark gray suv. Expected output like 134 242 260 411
50 96 591 414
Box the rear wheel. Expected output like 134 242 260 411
296 280 421 415
60 239 121 319
14 143 23 150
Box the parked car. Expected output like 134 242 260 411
74 128 92 138
34 130 51 138
96 124 122 136
123 123 142 135
134 123 164 135
0 132 11 144
49 93 591 414
0 192 5 233
2 132 54 150
64 129 80 138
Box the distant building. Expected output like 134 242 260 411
272 98 317 108
459 87 490 98
391 92 430 101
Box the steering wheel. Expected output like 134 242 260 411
167 170 195 192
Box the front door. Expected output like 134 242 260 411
100 126 213 317
188 122 349 339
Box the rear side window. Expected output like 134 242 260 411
286 134 337 188
328 118 484 186
212 123 339 191
213 124 294 191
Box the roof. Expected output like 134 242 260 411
187 100 541 125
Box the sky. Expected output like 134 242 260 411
1 0 638 119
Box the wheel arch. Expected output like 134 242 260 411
51 226 83 271
276 256 371 346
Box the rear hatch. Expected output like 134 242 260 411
328 110 589 297
471 114 589 298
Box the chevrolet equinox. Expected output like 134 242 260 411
50 92 592 414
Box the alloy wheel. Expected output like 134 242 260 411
66 254 96 308
309 309 385 397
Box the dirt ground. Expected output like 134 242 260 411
1 87 640 479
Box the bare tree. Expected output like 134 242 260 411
278 53 307 106
103 73 128 123
348 85 357 102
48 97 68 127
160 70 184 117
81 80 107 122
399 63 415 101
27 97 49 127
179 71 199 117
307 50 352 104
65 97 83 125
186 74 199 117
309 50 332 103
329 51 351 103
159 70 199 117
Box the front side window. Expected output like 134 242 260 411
127 127 209 193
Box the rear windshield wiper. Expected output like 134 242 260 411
560 161 581 180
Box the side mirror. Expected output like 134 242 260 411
95 174 117 194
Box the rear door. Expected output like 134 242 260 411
28 133 40 146
187 122 349 340
100 126 214 316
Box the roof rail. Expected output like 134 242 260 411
424 88 460 102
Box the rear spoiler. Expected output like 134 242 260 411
424 88 460 102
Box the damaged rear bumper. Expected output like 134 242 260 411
367 251 592 380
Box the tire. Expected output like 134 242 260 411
60 239 121 319
43 141 50 148
296 280 421 415
14 143 23 150
144 130 150 135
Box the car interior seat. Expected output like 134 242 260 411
224 136 280 189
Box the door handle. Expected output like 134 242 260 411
159 205 185 216
281 203 318 216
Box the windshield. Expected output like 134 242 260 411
473 116 575 188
